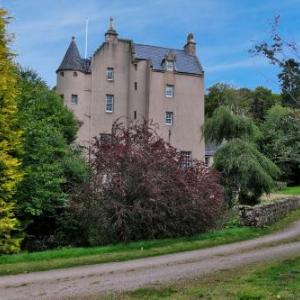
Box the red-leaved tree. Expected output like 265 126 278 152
70 120 224 245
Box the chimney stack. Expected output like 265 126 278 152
184 33 196 56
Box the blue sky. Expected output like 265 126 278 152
1 0 300 91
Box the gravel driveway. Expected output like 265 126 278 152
1 219 300 300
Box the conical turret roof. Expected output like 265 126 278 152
57 37 90 73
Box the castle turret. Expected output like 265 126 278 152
56 36 92 146
57 36 88 73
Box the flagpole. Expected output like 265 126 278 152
85 18 89 59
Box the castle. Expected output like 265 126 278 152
56 18 205 161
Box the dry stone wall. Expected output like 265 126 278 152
239 197 300 227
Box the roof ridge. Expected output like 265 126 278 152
134 43 185 52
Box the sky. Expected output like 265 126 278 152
1 0 300 92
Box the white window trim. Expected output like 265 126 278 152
165 85 174 98
105 94 114 113
181 151 192 168
106 67 114 81
165 111 173 125
166 60 174 71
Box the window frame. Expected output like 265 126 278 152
166 60 174 71
99 133 112 144
165 111 173 125
180 151 192 169
165 84 174 98
105 94 114 113
106 67 114 81
71 94 78 105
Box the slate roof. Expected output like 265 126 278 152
133 43 204 75
57 38 91 73
57 38 203 75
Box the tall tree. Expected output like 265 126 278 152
249 86 280 121
204 106 280 206
205 84 279 121
261 105 300 184
16 69 88 250
0 9 23 254
250 16 300 109
205 83 252 118
278 59 300 108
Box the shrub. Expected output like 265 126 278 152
70 120 224 245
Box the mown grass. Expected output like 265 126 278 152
0 209 300 276
279 185 300 196
121 255 300 300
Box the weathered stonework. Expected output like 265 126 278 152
239 197 300 227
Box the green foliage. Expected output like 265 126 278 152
125 255 300 299
205 83 252 118
279 59 300 108
205 84 280 121
249 86 280 121
204 106 280 206
15 69 88 250
204 106 261 145
2 209 300 276
0 9 23 254
260 105 300 183
214 139 280 205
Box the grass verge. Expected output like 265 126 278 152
0 210 300 276
279 185 300 196
121 255 300 300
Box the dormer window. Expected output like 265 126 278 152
106 67 114 81
166 60 174 71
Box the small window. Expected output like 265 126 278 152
134 111 137 119
165 85 174 98
106 67 114 81
166 61 174 71
134 82 138 90
71 94 78 105
60 94 64 100
205 157 210 167
73 71 78 77
105 94 114 113
99 133 112 144
134 63 138 71
165 111 173 125
181 151 192 169
60 71 64 77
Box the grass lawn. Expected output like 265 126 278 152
279 185 300 196
0 209 300 276
261 185 300 202
121 255 300 300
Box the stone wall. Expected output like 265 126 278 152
239 197 300 227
